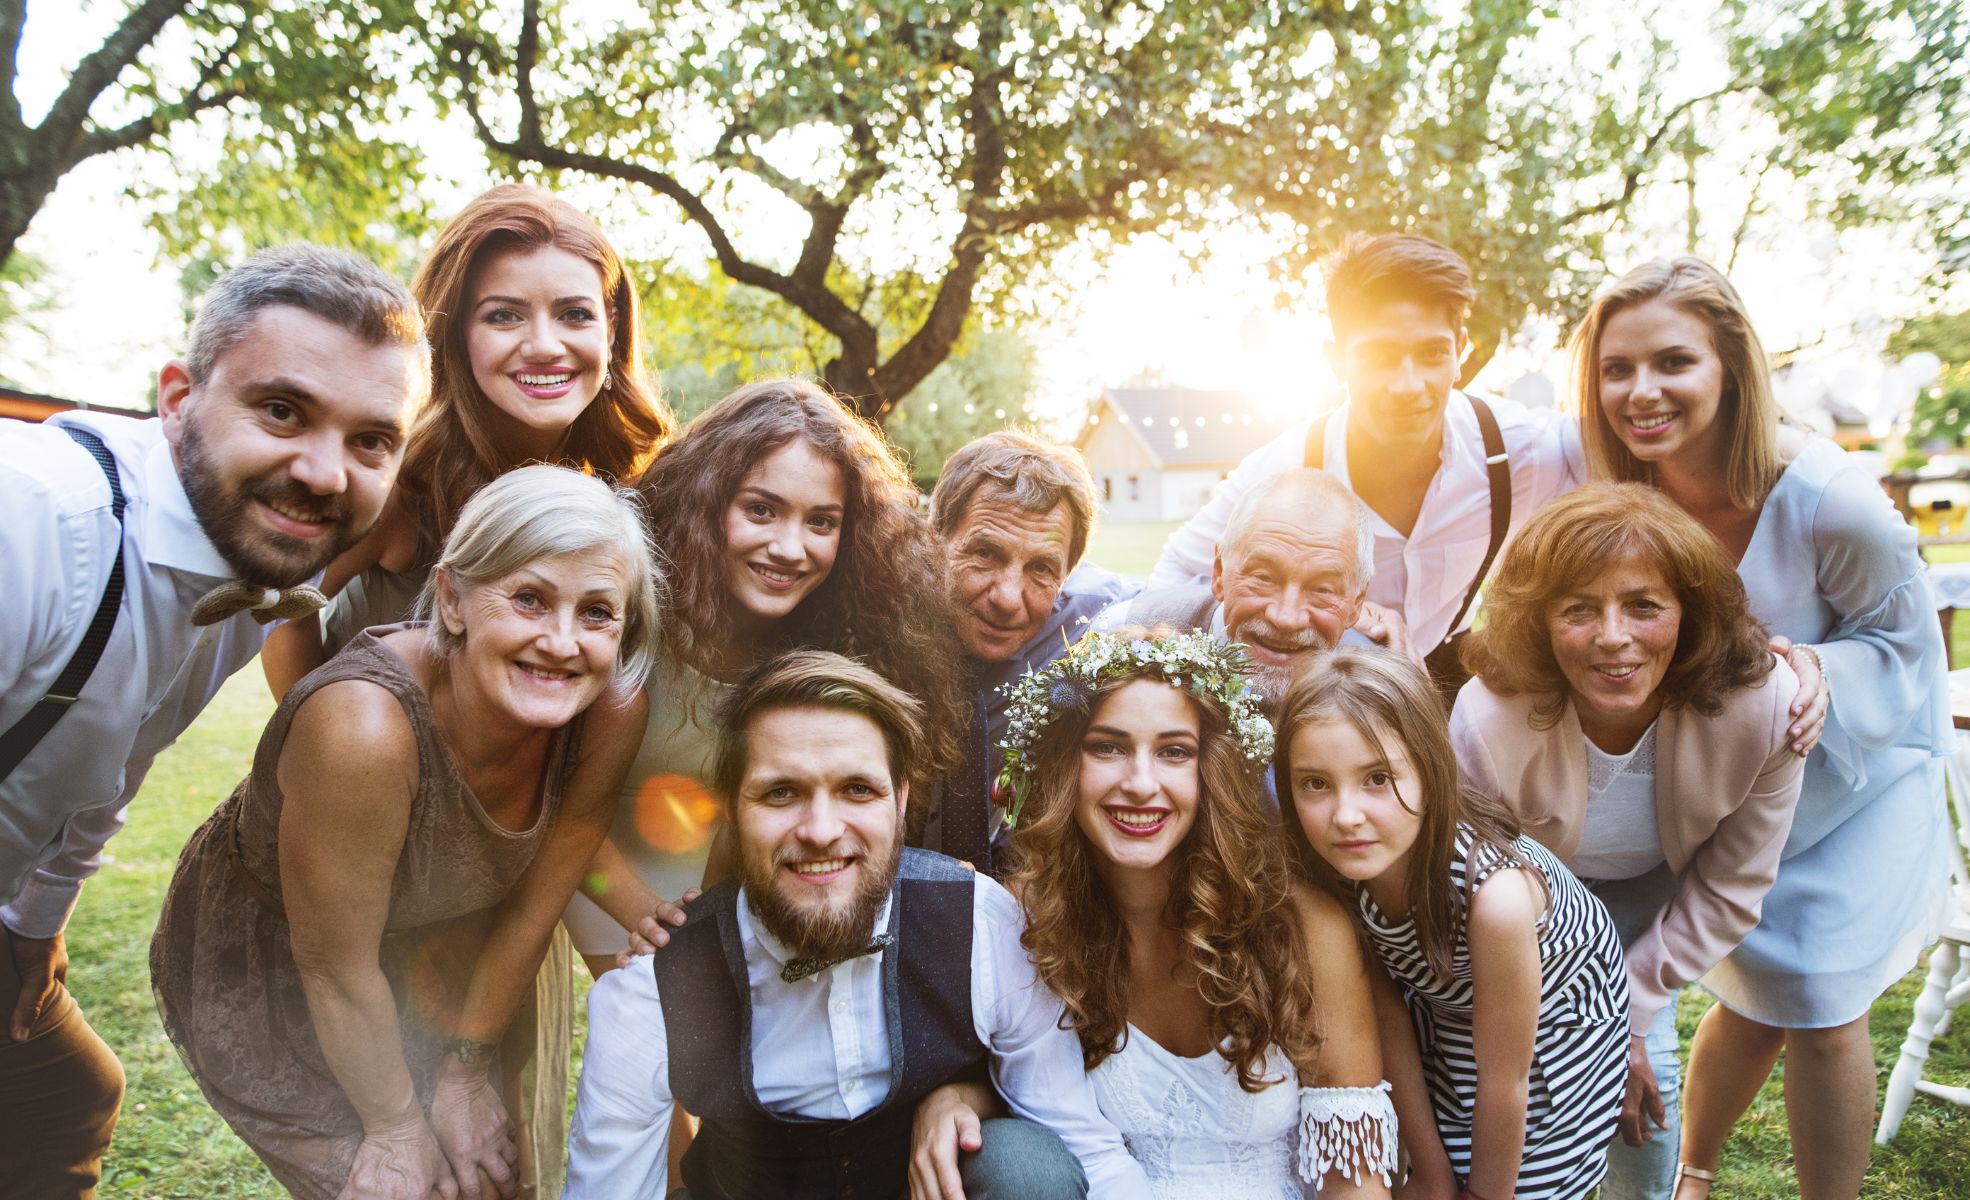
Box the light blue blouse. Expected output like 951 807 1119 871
1700 438 1952 1027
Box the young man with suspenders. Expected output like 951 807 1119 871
1148 233 1582 698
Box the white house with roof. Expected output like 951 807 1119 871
1076 387 1313 521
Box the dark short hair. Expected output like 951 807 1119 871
1322 233 1476 337
187 244 427 382
1460 481 1774 721
930 431 1098 570
712 650 927 811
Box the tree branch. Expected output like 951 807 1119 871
451 37 875 357
1 0 26 132
76 16 247 160
39 0 193 143
515 0 540 140
871 68 1005 409
1559 83 1750 226
1726 153 1774 274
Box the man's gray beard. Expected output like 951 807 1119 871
1234 615 1330 710
743 835 902 962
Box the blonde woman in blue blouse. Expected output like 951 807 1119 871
1570 256 1951 1200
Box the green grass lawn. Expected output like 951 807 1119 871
61 529 1970 1194
1085 519 1181 581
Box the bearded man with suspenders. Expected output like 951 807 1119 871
1149 233 1582 699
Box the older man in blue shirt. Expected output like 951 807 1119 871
921 433 1136 876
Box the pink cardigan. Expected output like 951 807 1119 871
1448 657 1805 1034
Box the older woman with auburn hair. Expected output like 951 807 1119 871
263 182 673 696
1450 482 1805 1200
1569 257 1950 1200
563 378 969 977
152 466 658 1200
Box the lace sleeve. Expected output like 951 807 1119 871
1296 1080 1397 1189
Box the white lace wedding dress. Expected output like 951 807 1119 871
1088 1024 1395 1199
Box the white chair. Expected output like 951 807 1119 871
1875 729 1970 1142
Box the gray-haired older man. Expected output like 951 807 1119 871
0 245 427 1196
1094 468 1377 706
923 432 1135 875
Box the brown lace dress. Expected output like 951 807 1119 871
150 628 578 1199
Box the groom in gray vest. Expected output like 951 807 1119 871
567 651 1151 1199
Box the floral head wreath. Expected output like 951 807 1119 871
995 628 1275 829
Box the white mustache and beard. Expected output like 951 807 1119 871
1232 614 1331 708
742 835 903 962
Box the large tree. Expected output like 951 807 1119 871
0 0 429 273
55 0 1970 422
419 0 1382 421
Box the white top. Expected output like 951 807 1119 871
567 873 1153 1199
1574 724 1665 881
1090 1029 1307 1199
0 413 275 938
1147 391 1583 652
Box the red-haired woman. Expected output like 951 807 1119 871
262 182 672 696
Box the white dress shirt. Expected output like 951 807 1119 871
1147 390 1583 653
567 873 1153 1199
0 413 274 937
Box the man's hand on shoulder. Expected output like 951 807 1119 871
1354 601 1420 666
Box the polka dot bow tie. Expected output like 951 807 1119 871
781 933 895 984
189 581 329 627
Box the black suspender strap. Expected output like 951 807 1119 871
1439 395 1511 647
1303 398 1512 654
0 426 128 784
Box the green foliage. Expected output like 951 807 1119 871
0 248 50 379
1893 310 1970 447
1 1 436 274
1890 310 1970 365
16 0 1969 419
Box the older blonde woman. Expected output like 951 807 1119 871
152 466 657 1200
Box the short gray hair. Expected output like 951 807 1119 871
929 431 1097 568
1220 468 1375 593
187 244 429 383
414 465 663 690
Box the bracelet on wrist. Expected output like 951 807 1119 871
438 1034 497 1070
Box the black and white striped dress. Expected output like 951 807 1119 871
1357 825 1628 1200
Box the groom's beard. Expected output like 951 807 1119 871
743 834 903 962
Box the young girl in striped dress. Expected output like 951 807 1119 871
1275 648 1628 1200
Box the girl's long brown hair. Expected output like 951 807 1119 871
1275 648 1538 981
639 378 964 781
1010 658 1323 1089
397 183 672 557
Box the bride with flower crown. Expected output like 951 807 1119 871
909 628 1397 1199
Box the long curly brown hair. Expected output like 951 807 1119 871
1009 656 1324 1090
396 184 673 558
638 378 964 782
